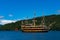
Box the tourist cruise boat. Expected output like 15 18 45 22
21 12 55 32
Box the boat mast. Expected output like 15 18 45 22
33 11 36 27
21 20 23 24
42 12 45 25
42 12 45 27
25 16 28 25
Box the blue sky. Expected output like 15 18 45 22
0 0 60 25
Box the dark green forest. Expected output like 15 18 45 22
0 14 60 31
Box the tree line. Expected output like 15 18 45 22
0 14 60 31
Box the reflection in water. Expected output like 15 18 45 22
0 31 60 40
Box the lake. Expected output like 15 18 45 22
0 31 60 40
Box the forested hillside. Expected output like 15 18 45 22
0 14 60 31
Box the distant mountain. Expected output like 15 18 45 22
0 14 60 31
0 25 2 27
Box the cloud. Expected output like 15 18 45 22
57 10 60 13
9 14 13 17
0 20 16 25
0 16 4 19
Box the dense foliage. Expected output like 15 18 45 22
0 14 60 31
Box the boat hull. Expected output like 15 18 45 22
22 30 48 32
21 27 49 32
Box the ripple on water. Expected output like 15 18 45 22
0 31 60 40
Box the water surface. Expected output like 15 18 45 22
0 31 60 40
